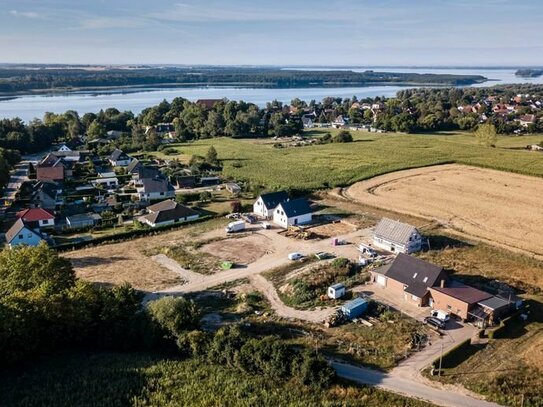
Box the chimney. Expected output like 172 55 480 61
440 279 445 288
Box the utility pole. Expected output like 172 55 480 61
520 393 524 407
438 342 443 377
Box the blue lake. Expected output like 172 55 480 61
1 67 542 122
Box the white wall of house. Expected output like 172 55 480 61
110 158 132 167
9 228 43 248
253 197 273 218
372 233 422 254
38 218 55 228
138 190 175 201
141 214 199 228
273 206 312 229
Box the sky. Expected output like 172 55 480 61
1 0 543 66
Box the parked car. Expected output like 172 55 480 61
315 252 333 260
424 316 446 330
288 252 303 261
430 310 450 322
261 222 271 229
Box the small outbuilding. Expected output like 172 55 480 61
341 297 368 319
328 283 346 299
66 213 102 230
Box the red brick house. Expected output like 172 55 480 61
429 281 492 320
36 153 65 181
371 253 448 307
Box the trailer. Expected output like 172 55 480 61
225 220 245 233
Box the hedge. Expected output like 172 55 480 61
54 215 213 252
431 338 477 370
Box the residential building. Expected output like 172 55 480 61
253 191 289 218
372 218 423 254
273 198 313 228
16 208 55 228
36 153 66 181
32 181 63 209
5 219 45 248
302 116 314 128
108 149 132 167
332 115 348 128
429 280 492 320
136 176 175 201
371 253 448 307
140 200 199 227
518 114 536 127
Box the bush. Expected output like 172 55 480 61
332 130 353 143
148 296 201 339
294 350 336 388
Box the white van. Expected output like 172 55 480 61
288 252 303 261
430 310 450 322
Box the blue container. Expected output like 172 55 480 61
341 297 368 319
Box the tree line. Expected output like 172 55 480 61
0 243 334 388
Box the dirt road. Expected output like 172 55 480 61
249 274 336 323
333 361 502 407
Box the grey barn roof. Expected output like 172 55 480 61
478 296 511 310
374 218 420 246
279 198 312 218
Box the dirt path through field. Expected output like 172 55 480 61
249 274 337 323
346 164 543 257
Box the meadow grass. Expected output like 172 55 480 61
157 130 543 191
0 351 435 407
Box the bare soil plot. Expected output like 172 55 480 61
347 164 543 257
198 233 272 264
308 221 357 238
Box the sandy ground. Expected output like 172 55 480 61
198 233 273 264
346 164 543 257
308 221 357 238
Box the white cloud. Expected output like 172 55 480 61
9 10 40 19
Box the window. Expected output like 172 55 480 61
160 192 164 196
423 277 428 283
18 234 23 239
413 273 418 278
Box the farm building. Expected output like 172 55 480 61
5 219 45 248
253 191 289 219
66 213 102 230
373 218 423 254
341 297 368 319
225 182 242 194
371 253 448 307
140 200 199 228
16 208 55 228
108 149 132 167
328 283 346 299
469 295 515 327
429 281 493 320
273 198 313 228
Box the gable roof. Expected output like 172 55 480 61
139 176 174 193
374 218 420 246
34 180 62 199
376 253 445 295
259 191 289 209
109 149 130 162
127 159 142 173
147 199 178 213
38 153 64 168
5 219 43 243
142 204 199 225
16 208 55 221
278 198 312 218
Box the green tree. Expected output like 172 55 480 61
332 130 353 143
86 120 106 140
148 296 200 339
474 123 498 147
206 146 218 165
0 243 75 297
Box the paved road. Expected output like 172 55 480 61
333 361 502 407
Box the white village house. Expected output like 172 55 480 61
273 198 313 228
140 199 199 228
253 191 289 219
108 149 132 167
372 218 423 254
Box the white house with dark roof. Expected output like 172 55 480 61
140 200 199 227
108 149 132 167
253 191 289 218
273 198 313 228
372 218 423 254
136 176 175 201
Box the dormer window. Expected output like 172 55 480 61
413 273 418 278
423 277 428 283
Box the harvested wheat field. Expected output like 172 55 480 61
347 164 543 257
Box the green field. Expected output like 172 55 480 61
156 130 543 191
1 351 434 407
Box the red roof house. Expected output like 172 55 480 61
16 208 55 228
